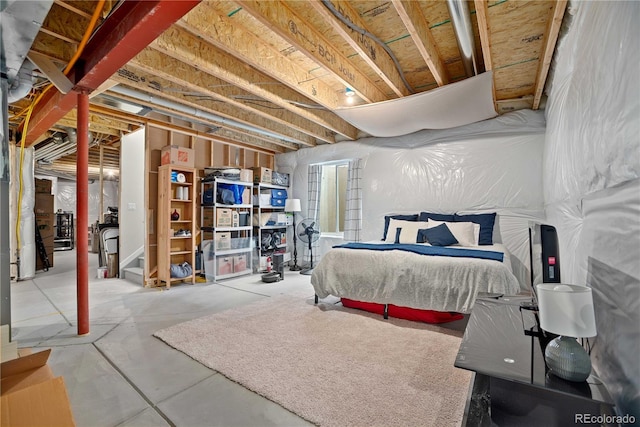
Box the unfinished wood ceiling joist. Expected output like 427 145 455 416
6 0 568 178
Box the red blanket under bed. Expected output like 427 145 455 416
340 298 464 324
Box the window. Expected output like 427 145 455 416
319 162 348 235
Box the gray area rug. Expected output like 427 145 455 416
154 295 471 427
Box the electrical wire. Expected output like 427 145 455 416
63 0 105 74
15 0 106 263
321 0 415 95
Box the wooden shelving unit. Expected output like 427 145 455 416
157 164 197 288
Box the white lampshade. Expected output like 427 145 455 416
536 284 597 338
284 198 301 213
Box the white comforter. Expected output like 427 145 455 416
310 243 520 314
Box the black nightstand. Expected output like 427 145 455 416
454 296 617 426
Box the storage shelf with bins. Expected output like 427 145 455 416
253 182 291 272
200 177 253 281
157 165 197 288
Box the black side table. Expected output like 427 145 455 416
455 296 617 426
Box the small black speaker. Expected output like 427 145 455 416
540 224 561 283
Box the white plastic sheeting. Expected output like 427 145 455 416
56 179 119 222
334 72 497 137
9 145 35 279
277 109 547 289
543 1 639 417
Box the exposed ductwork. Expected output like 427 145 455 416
446 0 479 77
108 85 300 145
1 0 53 101
7 60 35 103
34 127 95 166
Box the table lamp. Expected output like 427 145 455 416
284 198 302 271
536 284 597 382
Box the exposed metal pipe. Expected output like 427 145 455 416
446 0 479 77
108 85 299 145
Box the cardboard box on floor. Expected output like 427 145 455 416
1 349 76 426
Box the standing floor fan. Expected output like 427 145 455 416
297 219 320 275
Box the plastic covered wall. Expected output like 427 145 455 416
9 145 35 279
543 1 640 417
55 179 119 223
277 109 547 289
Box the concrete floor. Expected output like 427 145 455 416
10 249 317 427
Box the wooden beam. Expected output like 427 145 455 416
87 104 146 126
391 0 449 86
237 0 387 103
174 4 356 140
127 50 320 145
90 79 118 99
496 96 534 115
177 3 340 109
129 97 292 153
56 117 124 137
533 0 568 109
61 109 132 133
38 27 79 45
473 0 496 111
146 119 283 155
474 0 492 71
152 25 356 140
308 0 410 97
53 0 93 19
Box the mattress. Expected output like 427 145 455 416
310 242 520 314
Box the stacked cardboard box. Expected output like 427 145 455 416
251 167 272 184
216 208 232 227
160 145 195 167
34 180 54 270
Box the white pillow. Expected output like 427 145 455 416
427 220 480 246
385 219 430 243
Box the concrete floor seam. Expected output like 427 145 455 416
32 277 74 327
91 340 180 427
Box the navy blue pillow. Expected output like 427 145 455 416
419 211 455 222
418 224 458 246
393 227 402 244
382 214 418 240
454 213 496 245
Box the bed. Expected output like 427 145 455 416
310 212 521 322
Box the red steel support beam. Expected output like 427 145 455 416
25 0 201 145
76 91 90 336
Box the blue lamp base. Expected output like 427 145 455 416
545 336 592 382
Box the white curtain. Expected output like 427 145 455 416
307 165 322 220
343 159 363 242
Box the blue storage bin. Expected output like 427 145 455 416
270 197 286 207
271 189 287 198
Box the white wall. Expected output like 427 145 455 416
118 128 145 271
277 109 547 288
543 1 639 416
